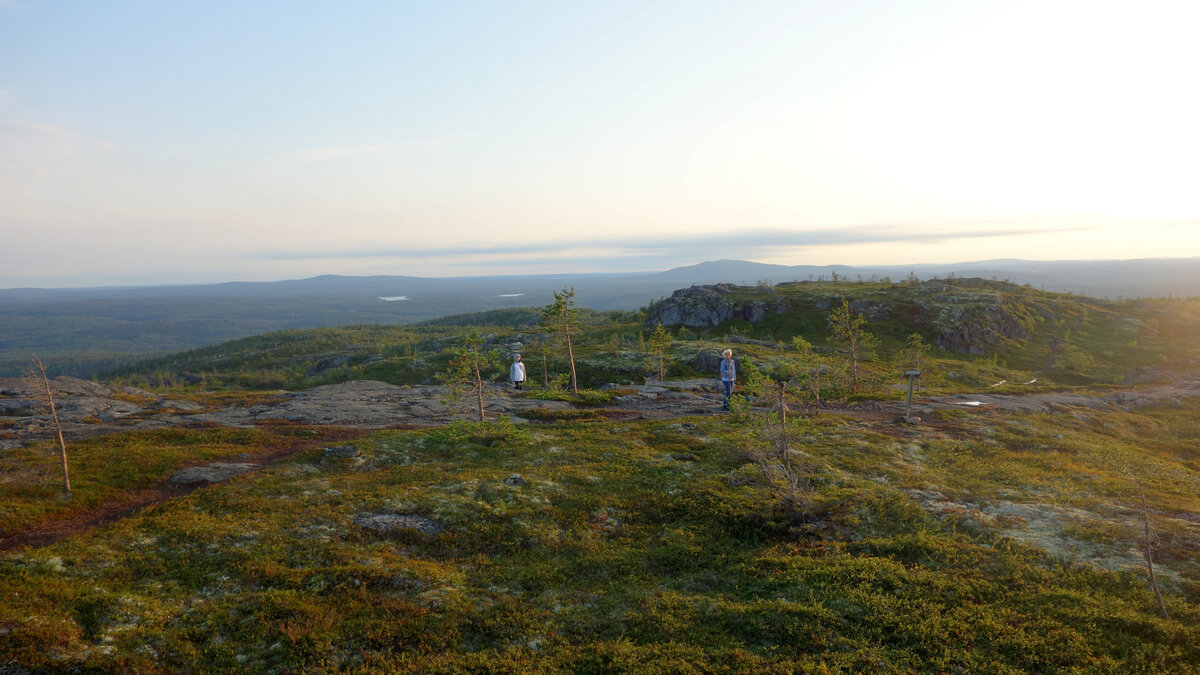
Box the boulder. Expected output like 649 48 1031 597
325 445 361 458
503 474 527 487
693 350 724 374
692 351 746 377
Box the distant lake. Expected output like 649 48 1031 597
379 296 409 301
495 293 525 297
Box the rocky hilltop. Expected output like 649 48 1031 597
645 278 1079 356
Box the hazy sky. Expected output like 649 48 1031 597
2 0 1198 287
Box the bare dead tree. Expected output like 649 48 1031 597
1133 474 1169 619
26 356 72 496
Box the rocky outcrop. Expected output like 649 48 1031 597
0 376 146 422
848 300 890 322
919 291 1031 355
646 285 788 329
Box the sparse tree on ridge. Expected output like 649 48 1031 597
541 287 580 395
902 332 930 391
904 333 929 373
646 323 672 382
443 330 501 422
828 299 877 395
791 336 828 415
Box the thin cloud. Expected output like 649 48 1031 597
257 223 1078 262
0 120 115 150
0 120 116 173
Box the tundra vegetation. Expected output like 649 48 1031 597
1 277 1199 672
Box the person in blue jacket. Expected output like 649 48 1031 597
719 348 735 409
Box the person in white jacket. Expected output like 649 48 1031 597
510 354 527 390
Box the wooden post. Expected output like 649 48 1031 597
902 370 921 423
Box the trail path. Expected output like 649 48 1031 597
4 376 1200 448
0 427 365 552
2 374 1199 551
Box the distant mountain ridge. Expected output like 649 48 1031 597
2 257 1199 376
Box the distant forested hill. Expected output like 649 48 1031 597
3 257 1199 376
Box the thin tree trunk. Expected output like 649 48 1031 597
1136 477 1169 619
812 371 821 416
474 361 486 422
35 357 71 495
849 336 860 393
565 329 578 395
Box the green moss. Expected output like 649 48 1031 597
2 410 1198 672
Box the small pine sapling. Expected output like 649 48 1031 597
828 299 878 395
646 323 672 382
541 287 580 395
792 336 827 415
443 331 501 422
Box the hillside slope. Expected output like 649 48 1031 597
4 257 1199 377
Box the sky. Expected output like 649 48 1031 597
2 0 1198 288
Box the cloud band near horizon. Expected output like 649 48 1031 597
256 223 1074 263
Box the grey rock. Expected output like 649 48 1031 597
849 299 891 321
353 513 442 536
155 399 205 411
646 284 788 329
307 354 352 376
169 462 260 485
325 444 361 458
48 376 114 397
693 350 724 373
504 473 526 487
0 398 37 416
922 288 1031 355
